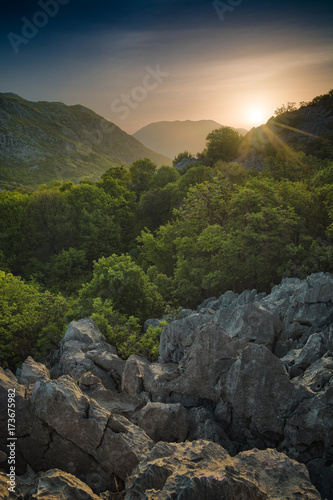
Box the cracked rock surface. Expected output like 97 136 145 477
0 272 332 498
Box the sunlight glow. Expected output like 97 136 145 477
247 108 267 126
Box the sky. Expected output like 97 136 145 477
0 0 332 134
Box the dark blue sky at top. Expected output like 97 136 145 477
0 0 332 131
1 0 332 35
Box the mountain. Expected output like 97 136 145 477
133 120 248 159
0 93 171 189
238 90 333 169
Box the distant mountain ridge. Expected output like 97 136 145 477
0 93 171 189
133 120 248 159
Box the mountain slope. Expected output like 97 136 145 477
133 120 248 159
238 90 333 169
0 93 171 189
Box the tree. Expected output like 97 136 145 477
77 254 165 323
129 158 157 197
24 188 74 263
138 183 181 231
202 127 242 164
0 271 68 368
46 247 89 295
274 102 298 116
67 183 122 261
173 151 193 167
149 166 180 189
100 165 131 187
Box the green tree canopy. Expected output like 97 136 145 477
0 271 68 368
129 158 157 197
202 127 243 164
149 166 180 189
100 165 131 186
77 253 165 323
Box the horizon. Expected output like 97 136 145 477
0 0 332 134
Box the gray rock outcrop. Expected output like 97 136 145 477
125 440 321 500
0 272 332 499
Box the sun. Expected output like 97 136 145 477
248 108 266 127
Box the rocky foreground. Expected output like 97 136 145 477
0 272 332 499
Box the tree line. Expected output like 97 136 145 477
1 122 332 369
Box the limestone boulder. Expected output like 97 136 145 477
137 402 187 442
79 372 146 423
282 330 333 377
94 413 154 481
216 343 308 436
213 302 283 351
60 318 107 348
50 318 124 392
167 324 249 403
31 376 110 455
32 469 103 499
187 407 236 455
159 311 215 363
0 469 103 500
284 356 333 456
13 375 154 492
125 441 321 499
17 356 50 386
143 318 161 332
262 273 333 347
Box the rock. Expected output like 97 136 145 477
291 355 333 394
137 402 187 442
263 272 333 347
178 308 194 319
61 318 107 348
214 400 232 427
0 472 14 500
166 323 248 403
284 357 333 457
86 349 126 389
14 375 154 492
282 332 333 377
79 371 102 388
50 319 124 392
217 343 308 437
80 374 146 423
34 469 103 499
173 156 198 171
125 440 321 499
31 376 110 455
94 413 154 481
0 468 103 500
122 355 150 396
307 455 333 500
143 318 161 332
159 311 215 363
213 302 283 351
1 272 333 498
187 407 237 455
17 356 50 385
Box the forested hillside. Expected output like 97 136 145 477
0 93 171 190
0 91 332 370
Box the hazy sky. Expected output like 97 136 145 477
1 0 332 133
